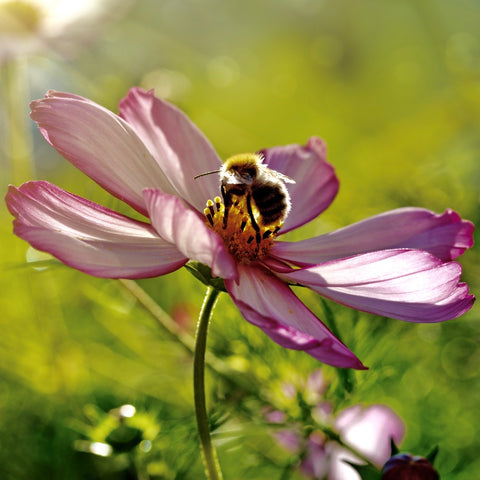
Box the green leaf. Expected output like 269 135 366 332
184 262 227 291
320 299 355 393
390 438 400 456
105 425 143 453
426 445 439 465
344 461 382 480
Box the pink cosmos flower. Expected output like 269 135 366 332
300 405 405 480
267 371 405 479
5 88 474 369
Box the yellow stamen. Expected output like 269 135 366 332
203 194 282 263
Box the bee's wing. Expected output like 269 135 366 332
277 172 296 184
259 164 296 184
272 169 296 184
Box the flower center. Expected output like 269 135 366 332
203 195 283 263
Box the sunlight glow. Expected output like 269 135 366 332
89 442 113 457
118 404 136 418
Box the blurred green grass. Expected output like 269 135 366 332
1 0 479 478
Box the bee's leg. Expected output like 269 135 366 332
221 185 231 229
262 225 279 239
246 193 261 244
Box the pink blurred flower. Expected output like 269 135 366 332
300 405 405 480
267 371 404 479
5 88 475 368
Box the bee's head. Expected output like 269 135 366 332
221 153 262 185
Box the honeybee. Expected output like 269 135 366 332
195 153 295 240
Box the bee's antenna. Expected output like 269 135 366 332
193 170 221 180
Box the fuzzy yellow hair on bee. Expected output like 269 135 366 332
195 152 295 249
218 153 295 228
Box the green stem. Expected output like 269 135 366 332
119 279 377 474
194 287 223 480
118 279 261 396
319 426 379 470
119 279 196 355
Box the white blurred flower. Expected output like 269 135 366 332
0 0 130 62
323 405 405 480
291 405 405 479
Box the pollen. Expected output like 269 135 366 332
203 195 282 263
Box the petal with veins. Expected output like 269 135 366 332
120 88 222 212
272 207 475 265
6 181 186 278
225 264 366 369
143 188 237 280
277 249 474 322
30 90 175 216
260 137 339 233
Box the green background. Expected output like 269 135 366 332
1 0 479 478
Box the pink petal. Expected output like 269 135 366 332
119 88 222 212
225 264 366 369
326 405 404 480
275 430 303 453
30 91 176 216
260 136 339 233
272 207 474 265
277 249 474 322
300 433 329 478
6 181 186 278
327 446 363 480
335 405 405 466
143 188 237 280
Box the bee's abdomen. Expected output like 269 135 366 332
252 184 288 225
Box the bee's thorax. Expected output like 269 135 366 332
201 152 292 263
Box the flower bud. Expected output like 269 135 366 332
382 453 439 480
